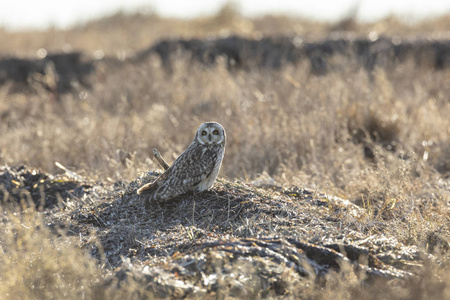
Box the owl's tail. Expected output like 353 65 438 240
137 181 158 195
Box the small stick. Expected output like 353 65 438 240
55 161 83 181
153 148 170 170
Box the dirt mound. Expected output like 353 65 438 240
0 165 93 209
97 236 419 298
45 170 440 298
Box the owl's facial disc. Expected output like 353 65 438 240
196 122 225 145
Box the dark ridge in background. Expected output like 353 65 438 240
1 35 450 94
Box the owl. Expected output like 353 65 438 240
137 122 226 203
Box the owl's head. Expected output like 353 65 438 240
195 122 226 145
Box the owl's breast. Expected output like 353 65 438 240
195 144 224 192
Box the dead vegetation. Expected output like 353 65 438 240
0 6 450 300
1 166 448 299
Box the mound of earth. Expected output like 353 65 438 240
0 165 93 209
38 169 440 298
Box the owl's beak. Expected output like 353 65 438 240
208 135 212 142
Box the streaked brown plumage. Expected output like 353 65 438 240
137 122 225 203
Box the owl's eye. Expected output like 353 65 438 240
212 130 219 135
201 131 207 136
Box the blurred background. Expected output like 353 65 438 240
0 0 449 194
2 0 450 30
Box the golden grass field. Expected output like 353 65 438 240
0 5 449 299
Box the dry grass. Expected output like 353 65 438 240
0 209 101 299
0 6 449 299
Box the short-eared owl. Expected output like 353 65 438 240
137 122 226 203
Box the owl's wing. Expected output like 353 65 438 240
151 146 219 201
